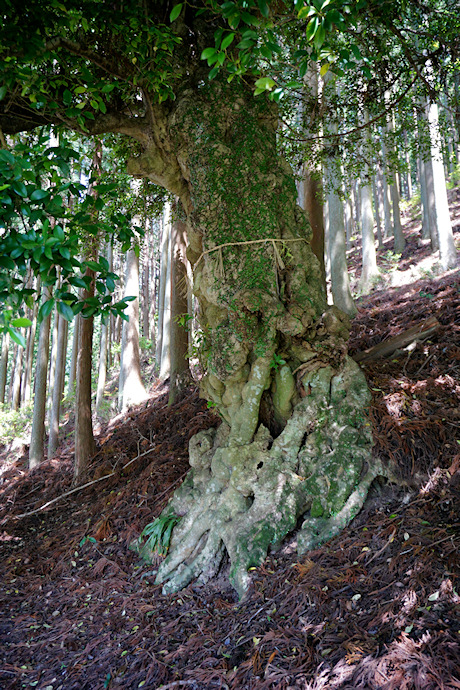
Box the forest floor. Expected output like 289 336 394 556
1 192 460 690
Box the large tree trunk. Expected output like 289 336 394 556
128 81 383 597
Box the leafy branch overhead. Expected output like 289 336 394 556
0 134 143 343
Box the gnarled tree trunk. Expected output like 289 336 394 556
129 81 383 597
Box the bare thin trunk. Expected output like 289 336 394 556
168 214 191 405
156 205 170 373
11 331 24 410
427 100 457 270
23 289 39 404
0 333 10 404
48 312 68 457
74 283 97 481
29 289 52 469
67 314 80 395
119 247 146 411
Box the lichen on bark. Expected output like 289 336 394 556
130 79 385 597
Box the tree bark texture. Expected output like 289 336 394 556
0 332 9 405
74 268 97 481
48 313 68 458
426 101 457 270
128 81 382 596
359 178 380 294
118 247 146 412
11 331 24 411
156 205 171 376
29 290 52 469
168 214 191 405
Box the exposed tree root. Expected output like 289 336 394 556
134 357 386 597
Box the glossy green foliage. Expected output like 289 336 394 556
0 133 137 342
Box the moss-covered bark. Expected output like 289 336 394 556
130 80 385 596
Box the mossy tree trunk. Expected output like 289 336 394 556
129 81 383 596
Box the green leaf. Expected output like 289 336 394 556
221 32 235 50
201 47 217 60
320 63 330 77
169 3 183 22
254 77 276 91
11 317 32 328
0 256 15 270
38 298 55 322
257 0 269 17
298 6 316 19
59 247 71 260
0 85 7 101
57 301 75 321
30 189 48 201
350 44 362 60
313 24 326 50
0 149 15 165
69 276 88 289
7 327 26 348
12 181 27 197
63 89 72 105
306 16 319 41
85 260 100 271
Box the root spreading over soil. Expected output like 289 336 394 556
1 268 459 690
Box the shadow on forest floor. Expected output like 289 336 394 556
0 194 459 689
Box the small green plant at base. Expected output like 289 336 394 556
134 514 181 557
270 352 286 371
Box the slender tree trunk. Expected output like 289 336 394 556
404 132 413 199
74 274 97 481
300 169 326 284
29 289 52 469
142 232 150 339
96 244 112 415
8 342 17 406
0 333 10 405
74 139 102 482
47 304 59 412
11 331 24 410
418 154 430 241
156 204 170 374
323 129 356 316
118 247 147 411
48 312 67 458
359 178 380 293
67 313 79 395
372 175 384 249
168 214 191 405
23 289 39 405
159 204 172 381
426 100 457 270
384 115 405 254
